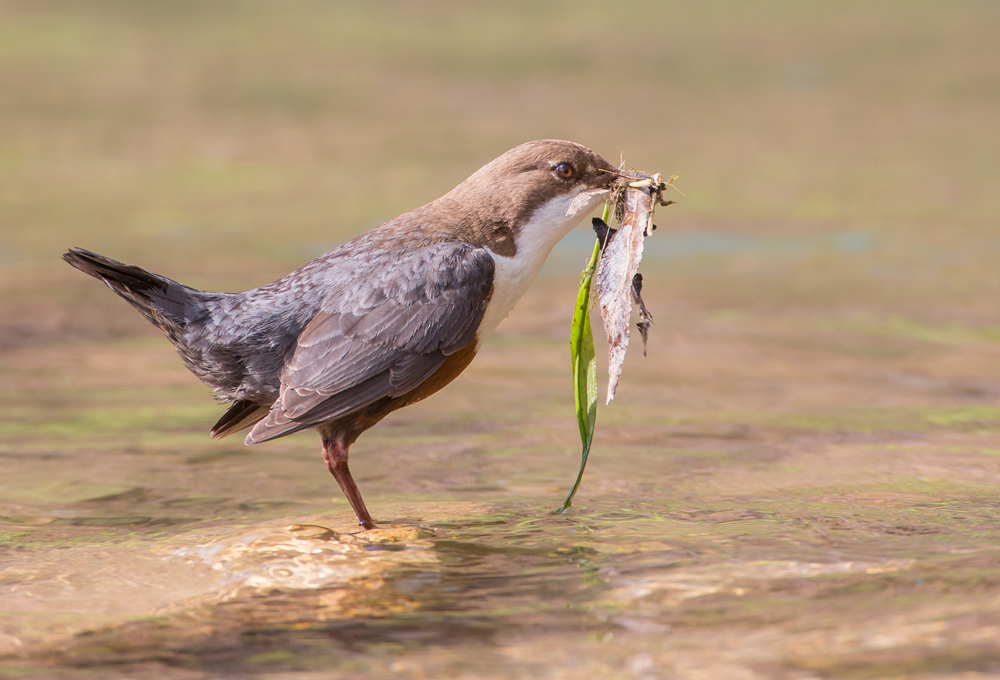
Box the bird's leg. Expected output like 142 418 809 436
321 440 375 530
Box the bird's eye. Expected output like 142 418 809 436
555 162 575 180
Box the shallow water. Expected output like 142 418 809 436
3 296 1000 678
3 1 1000 676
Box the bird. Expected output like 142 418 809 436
63 139 616 530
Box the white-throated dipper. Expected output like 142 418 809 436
64 139 616 529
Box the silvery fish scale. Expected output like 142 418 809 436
594 184 654 404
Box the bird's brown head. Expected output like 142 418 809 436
464 139 616 205
409 140 617 257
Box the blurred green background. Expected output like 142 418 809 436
2 0 997 322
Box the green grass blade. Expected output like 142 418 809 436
557 204 608 513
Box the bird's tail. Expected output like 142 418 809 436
64 248 274 440
62 248 203 345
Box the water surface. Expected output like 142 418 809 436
2 1 1000 677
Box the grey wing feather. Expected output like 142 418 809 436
245 242 494 444
389 353 446 395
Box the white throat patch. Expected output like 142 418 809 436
475 187 609 344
